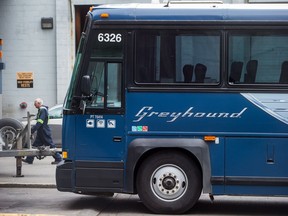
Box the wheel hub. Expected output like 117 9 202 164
151 164 188 201
159 173 179 194
162 176 176 190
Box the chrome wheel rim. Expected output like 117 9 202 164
150 164 188 202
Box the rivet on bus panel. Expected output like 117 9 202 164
100 13 110 18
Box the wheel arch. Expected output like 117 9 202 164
125 138 212 194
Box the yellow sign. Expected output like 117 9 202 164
17 72 34 88
16 72 34 80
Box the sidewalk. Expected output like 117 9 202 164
0 156 57 188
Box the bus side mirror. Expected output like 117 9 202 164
81 75 91 96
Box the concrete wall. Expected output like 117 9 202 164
0 0 57 118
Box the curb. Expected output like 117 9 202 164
0 183 56 188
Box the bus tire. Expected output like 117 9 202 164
0 118 25 150
136 150 202 214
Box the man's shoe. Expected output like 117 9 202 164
22 159 33 164
51 160 61 165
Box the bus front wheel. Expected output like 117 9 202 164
136 150 202 214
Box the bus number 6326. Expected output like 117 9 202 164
98 33 122 43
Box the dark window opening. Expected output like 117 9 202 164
135 30 221 85
228 31 288 85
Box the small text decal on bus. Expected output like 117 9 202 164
98 33 122 43
133 106 247 123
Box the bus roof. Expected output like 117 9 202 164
91 3 288 21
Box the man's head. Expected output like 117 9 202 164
34 98 43 109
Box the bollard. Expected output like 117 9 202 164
27 111 32 149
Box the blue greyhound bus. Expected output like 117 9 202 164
56 2 288 214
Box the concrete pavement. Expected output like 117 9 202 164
0 156 57 188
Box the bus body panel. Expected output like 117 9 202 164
58 91 288 195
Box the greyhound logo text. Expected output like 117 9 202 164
133 106 247 123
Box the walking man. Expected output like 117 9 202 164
22 98 62 164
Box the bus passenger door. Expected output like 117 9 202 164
75 61 125 161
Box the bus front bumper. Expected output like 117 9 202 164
56 160 73 192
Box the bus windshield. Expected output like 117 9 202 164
64 14 92 109
64 35 86 109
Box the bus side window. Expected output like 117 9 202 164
88 61 105 108
107 63 122 108
135 30 220 85
229 32 288 85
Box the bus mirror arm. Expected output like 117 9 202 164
70 75 91 114
72 95 92 115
